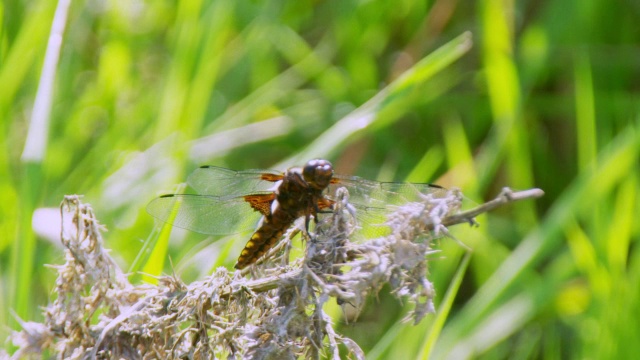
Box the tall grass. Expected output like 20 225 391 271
2 0 639 358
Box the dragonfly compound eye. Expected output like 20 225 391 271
303 159 334 189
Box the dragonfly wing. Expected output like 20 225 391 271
330 175 447 208
327 175 448 237
146 194 267 234
378 182 448 203
187 166 283 196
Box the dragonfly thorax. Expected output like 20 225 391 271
275 167 326 213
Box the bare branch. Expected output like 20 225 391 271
441 187 545 227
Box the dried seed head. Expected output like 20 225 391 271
12 185 536 359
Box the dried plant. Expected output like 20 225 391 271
8 187 543 359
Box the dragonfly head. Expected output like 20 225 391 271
303 159 334 190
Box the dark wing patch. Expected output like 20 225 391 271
260 173 284 182
243 193 276 217
316 197 334 211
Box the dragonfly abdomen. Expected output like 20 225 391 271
235 208 296 269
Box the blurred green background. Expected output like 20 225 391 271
2 0 639 358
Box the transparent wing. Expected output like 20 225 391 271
329 175 448 208
151 166 446 237
146 194 267 234
187 166 283 196
325 176 448 237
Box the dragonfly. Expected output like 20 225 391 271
146 159 446 269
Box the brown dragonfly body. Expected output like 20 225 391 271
235 159 333 269
147 159 445 270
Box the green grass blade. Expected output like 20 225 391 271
278 32 473 167
432 123 640 357
418 251 472 360
141 184 186 284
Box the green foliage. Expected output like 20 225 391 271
2 0 639 358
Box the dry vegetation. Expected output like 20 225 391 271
7 187 541 359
